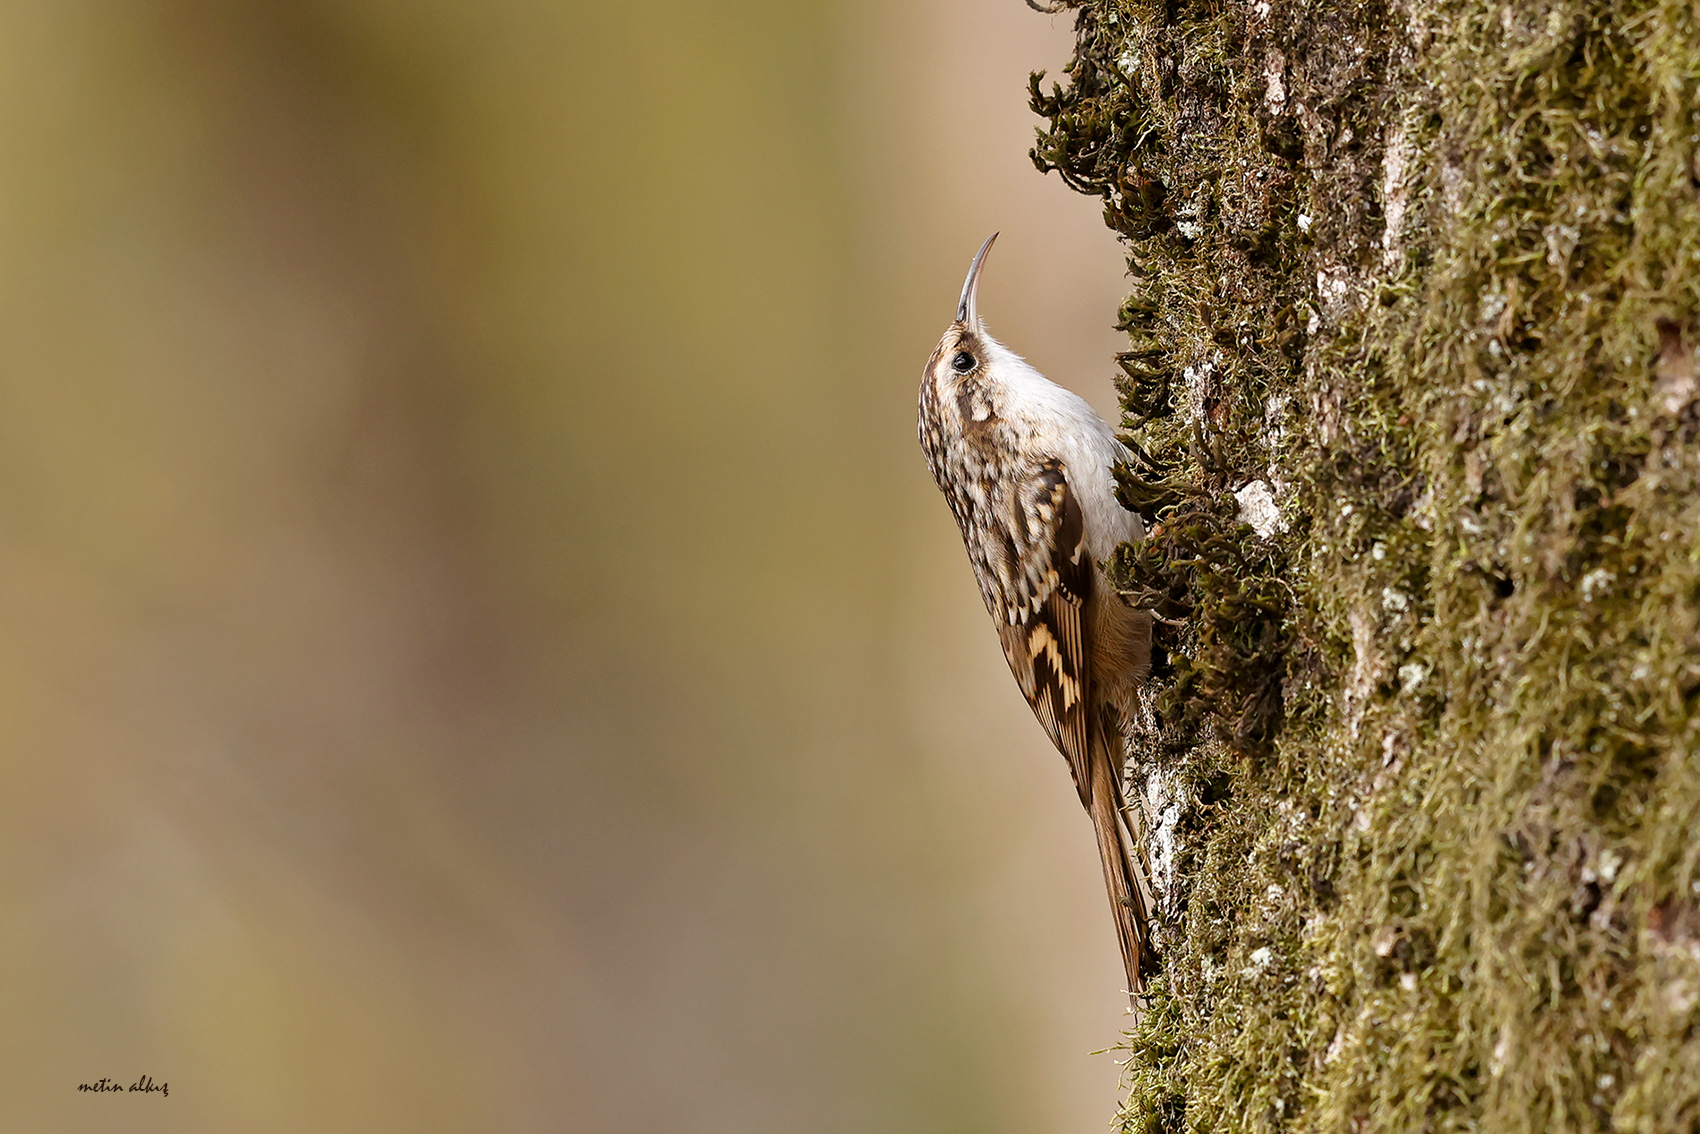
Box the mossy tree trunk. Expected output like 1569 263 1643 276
1029 1 1700 1130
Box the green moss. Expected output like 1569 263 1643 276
1032 1 1700 1130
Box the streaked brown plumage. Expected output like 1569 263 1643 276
917 234 1156 1000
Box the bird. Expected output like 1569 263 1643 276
917 233 1157 999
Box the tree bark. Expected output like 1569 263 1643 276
1031 1 1700 1130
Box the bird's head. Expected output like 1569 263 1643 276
924 232 1000 398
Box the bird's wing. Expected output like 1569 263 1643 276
975 456 1155 999
984 458 1094 807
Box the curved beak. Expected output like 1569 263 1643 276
954 232 998 330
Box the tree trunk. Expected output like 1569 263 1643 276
1030 1 1700 1130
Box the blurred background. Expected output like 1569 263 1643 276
0 1 1137 1130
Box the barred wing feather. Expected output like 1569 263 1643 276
985 458 1094 808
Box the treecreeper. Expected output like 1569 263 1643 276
917 233 1157 1002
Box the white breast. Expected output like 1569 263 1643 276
981 337 1145 562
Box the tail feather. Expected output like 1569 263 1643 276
1087 731 1154 1004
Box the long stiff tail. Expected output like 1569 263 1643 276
1086 732 1153 1003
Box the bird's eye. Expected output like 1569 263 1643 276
951 351 976 373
